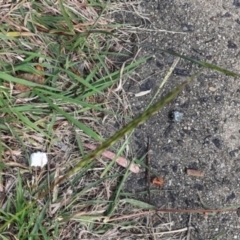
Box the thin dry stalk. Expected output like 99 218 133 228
107 207 239 222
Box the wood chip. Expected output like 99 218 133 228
186 169 205 177
152 176 164 187
84 143 140 173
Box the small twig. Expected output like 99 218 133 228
146 137 151 203
107 227 193 237
107 208 239 222
186 169 204 177
160 227 194 235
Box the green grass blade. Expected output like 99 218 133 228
13 111 50 138
0 234 9 240
34 88 112 114
85 62 101 83
105 169 131 217
75 132 85 157
58 0 74 33
79 57 150 99
37 92 102 141
64 69 102 94
29 201 49 240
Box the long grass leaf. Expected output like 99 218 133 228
29 201 49 239
105 168 131 217
34 88 111 114
141 44 240 77
58 73 197 183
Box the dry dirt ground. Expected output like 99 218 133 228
122 0 240 239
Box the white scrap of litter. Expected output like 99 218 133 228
30 152 48 168
135 90 151 97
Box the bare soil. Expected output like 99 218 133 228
123 1 240 239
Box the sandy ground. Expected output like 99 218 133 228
123 1 240 239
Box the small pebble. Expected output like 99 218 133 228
169 111 184 122
212 138 221 149
228 40 237 49
209 86 217 92
182 24 194 32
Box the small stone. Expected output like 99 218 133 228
182 24 194 32
212 138 221 149
171 165 178 172
140 80 154 91
173 68 190 76
215 95 223 102
209 86 217 92
169 111 184 122
228 40 238 49
221 12 231 17
194 183 204 191
156 60 164 69
233 0 240 7
226 192 236 202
